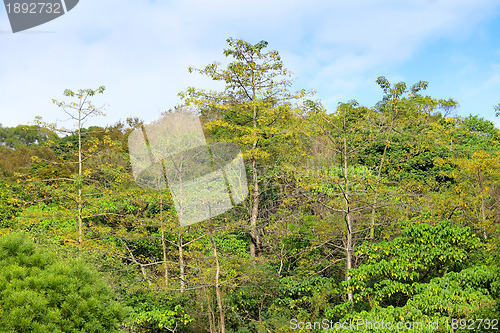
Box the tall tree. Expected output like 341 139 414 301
292 100 373 303
50 86 106 246
180 38 308 257
367 77 457 238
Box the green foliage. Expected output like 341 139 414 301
345 221 482 309
125 290 192 333
0 180 20 228
0 124 58 149
409 265 498 318
336 266 498 332
215 232 250 258
0 232 127 332
462 115 498 137
271 276 339 319
459 115 500 149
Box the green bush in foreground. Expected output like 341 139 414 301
0 232 127 333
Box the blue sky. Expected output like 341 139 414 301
1 0 500 129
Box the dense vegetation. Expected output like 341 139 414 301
0 38 498 332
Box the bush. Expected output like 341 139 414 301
0 232 127 332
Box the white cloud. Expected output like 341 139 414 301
0 0 499 128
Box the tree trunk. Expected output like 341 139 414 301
369 142 389 239
140 264 152 286
159 191 169 287
369 108 396 240
177 162 186 292
250 155 260 257
205 287 216 333
345 213 354 303
478 171 488 239
178 233 185 292
250 97 260 257
209 220 225 333
343 122 354 303
77 108 83 247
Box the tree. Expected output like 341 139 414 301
49 86 106 246
293 100 375 303
180 38 308 257
369 77 427 238
331 221 497 332
0 232 127 332
285 76 459 305
0 124 58 149
366 76 458 238
443 150 500 238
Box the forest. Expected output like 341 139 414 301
0 38 499 332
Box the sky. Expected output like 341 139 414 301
1 0 500 130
